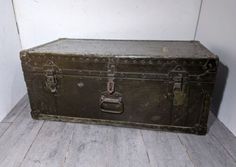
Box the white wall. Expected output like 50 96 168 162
0 0 26 121
196 0 236 135
13 0 202 49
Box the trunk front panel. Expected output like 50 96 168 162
21 51 218 134
31 75 174 125
28 73 209 128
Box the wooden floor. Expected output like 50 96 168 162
0 95 236 167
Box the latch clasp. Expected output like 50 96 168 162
173 74 184 92
45 69 57 93
107 60 116 94
169 65 188 106
173 74 186 106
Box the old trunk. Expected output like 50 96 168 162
20 39 218 135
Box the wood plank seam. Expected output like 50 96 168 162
207 133 236 166
208 112 236 161
6 103 28 123
1 95 28 123
140 130 151 167
0 123 12 138
177 135 196 167
210 131 236 163
18 120 45 167
62 124 76 167
0 104 45 167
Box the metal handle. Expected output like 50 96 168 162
100 94 124 114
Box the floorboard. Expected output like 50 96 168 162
209 113 236 162
0 105 44 167
64 124 151 167
0 123 11 137
178 131 236 167
1 94 28 123
20 121 75 167
141 130 194 167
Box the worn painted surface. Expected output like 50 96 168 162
20 39 218 135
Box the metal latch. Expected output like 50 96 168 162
173 74 184 92
107 62 116 94
173 74 186 106
45 69 57 93
107 64 115 77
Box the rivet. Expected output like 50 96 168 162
142 74 146 78
177 67 181 70
77 82 84 88
94 58 99 62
